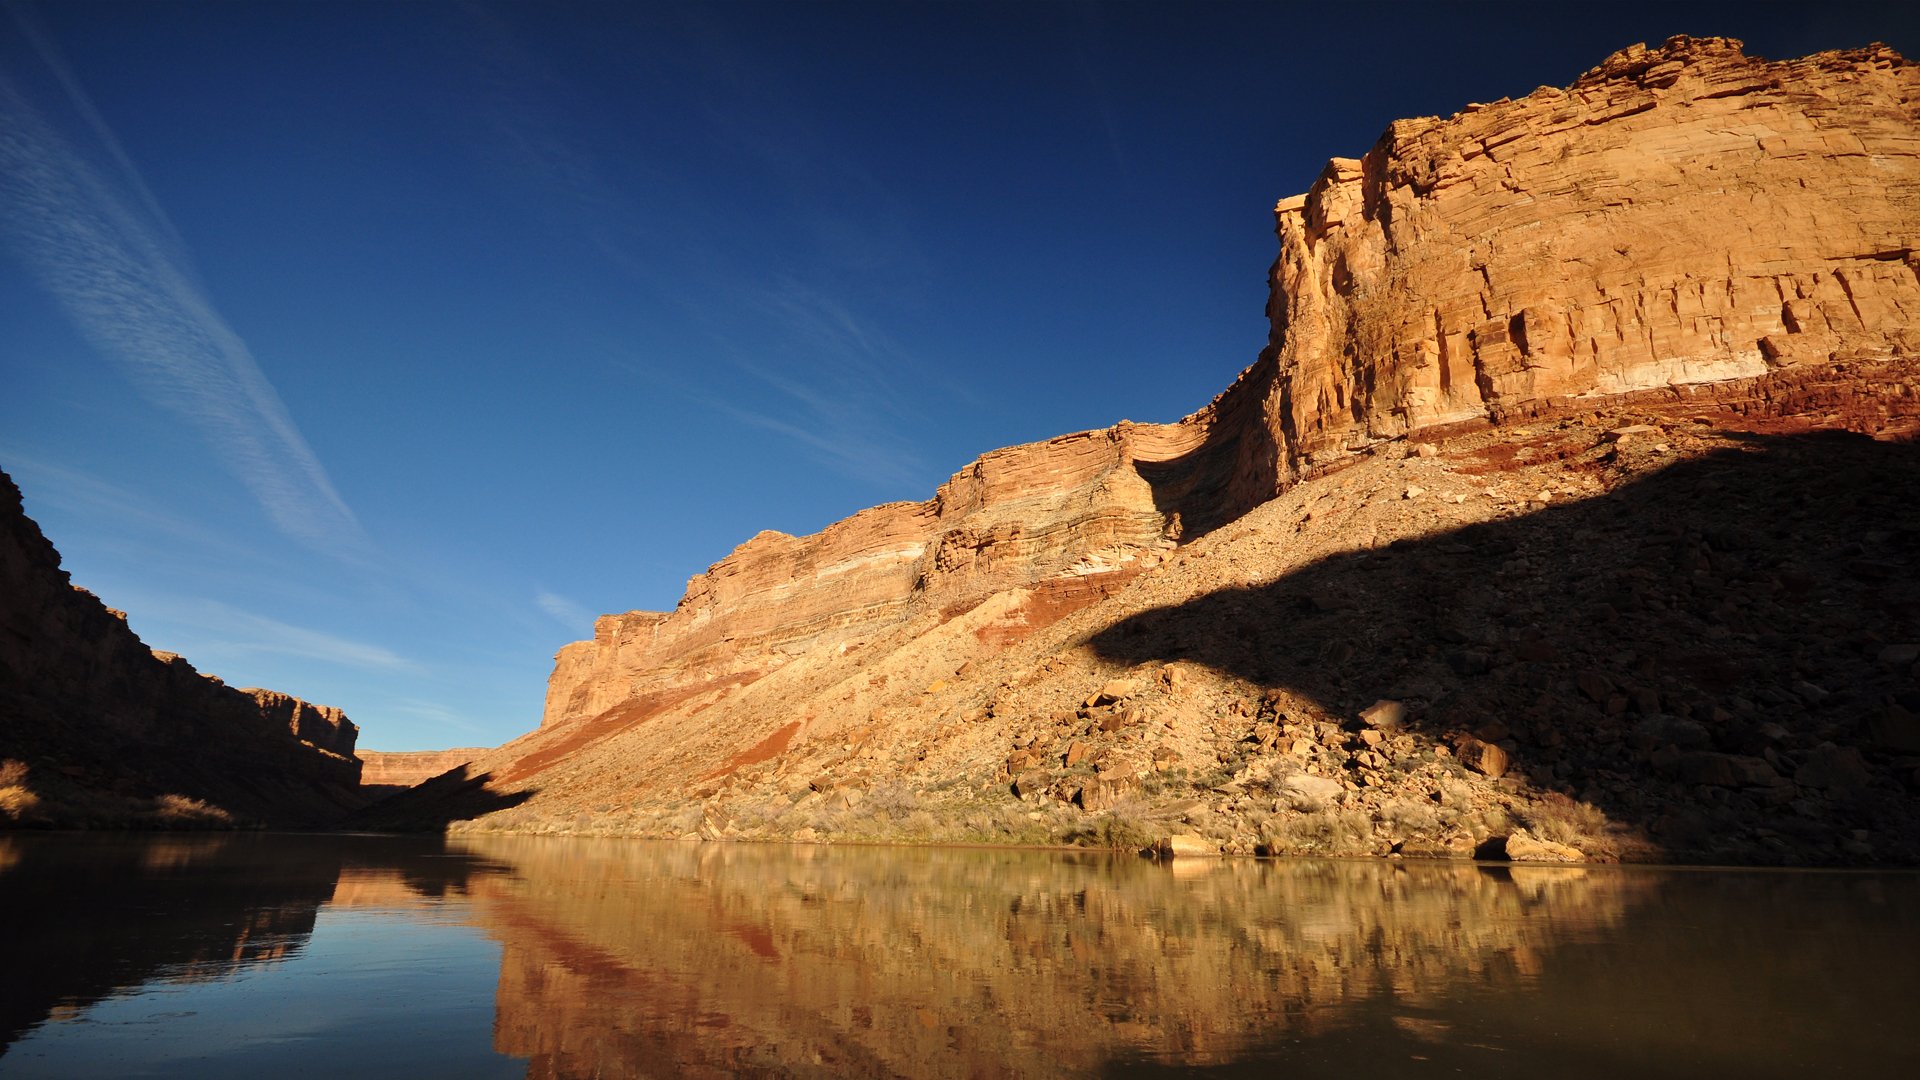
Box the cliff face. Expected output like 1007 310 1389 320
358 748 483 789
531 37 1918 749
0 470 363 827
540 421 1220 732
1253 36 1919 471
413 38 1920 866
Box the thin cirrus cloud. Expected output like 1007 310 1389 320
115 594 416 673
534 589 595 630
0 12 368 558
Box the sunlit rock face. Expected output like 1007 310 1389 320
425 39 1920 866
357 748 484 790
1253 36 1919 473
534 422 1211 738
0 470 362 826
530 38 1917 759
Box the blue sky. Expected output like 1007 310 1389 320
3 2 1914 751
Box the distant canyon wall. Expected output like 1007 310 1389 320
534 37 1918 749
358 748 483 789
0 470 363 826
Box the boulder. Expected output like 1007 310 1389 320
1502 829 1585 863
1456 737 1510 779
1795 745 1872 791
1358 700 1406 731
1156 833 1216 859
1279 773 1345 811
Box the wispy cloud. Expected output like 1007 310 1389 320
534 589 595 630
192 600 414 671
384 699 484 736
452 8 950 492
109 592 415 672
0 449 256 560
0 10 368 557
695 394 926 491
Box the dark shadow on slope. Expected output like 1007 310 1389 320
1093 431 1920 863
0 832 509 1060
342 764 534 833
1130 354 1283 541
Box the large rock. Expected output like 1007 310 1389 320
530 39 1920 781
1279 773 1346 811
1156 833 1217 859
1502 829 1586 864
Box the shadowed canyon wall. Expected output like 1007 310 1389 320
0 470 363 827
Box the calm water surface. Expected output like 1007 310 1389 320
0 833 1913 1078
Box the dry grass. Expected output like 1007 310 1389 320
1257 809 1377 856
0 759 41 822
1517 798 1613 853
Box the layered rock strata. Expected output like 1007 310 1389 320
358 748 484 791
399 39 1920 865
1252 36 1920 471
0 470 363 827
528 37 1918 773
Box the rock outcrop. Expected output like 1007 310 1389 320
1250 36 1919 472
396 39 1920 865
0 470 364 827
358 748 484 791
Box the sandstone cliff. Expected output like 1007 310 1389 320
1253 36 1919 469
358 748 484 791
410 38 1919 866
0 470 364 827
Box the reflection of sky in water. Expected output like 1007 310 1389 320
2 910 523 1079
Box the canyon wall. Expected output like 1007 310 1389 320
529 36 1919 760
540 421 1219 732
358 748 483 789
0 470 364 827
1257 36 1919 468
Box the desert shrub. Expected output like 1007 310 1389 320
0 760 38 821
152 794 235 828
1380 798 1441 835
660 803 704 835
864 783 920 821
1518 798 1610 847
1260 809 1374 855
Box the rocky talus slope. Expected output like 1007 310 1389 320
379 38 1920 865
0 471 365 827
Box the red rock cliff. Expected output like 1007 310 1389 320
531 37 1918 755
1252 36 1918 472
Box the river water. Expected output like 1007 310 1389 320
0 833 1912 1078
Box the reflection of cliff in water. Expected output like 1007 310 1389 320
0 833 503 1060
452 839 1920 1078
451 839 1640 1077
3 837 1913 1077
